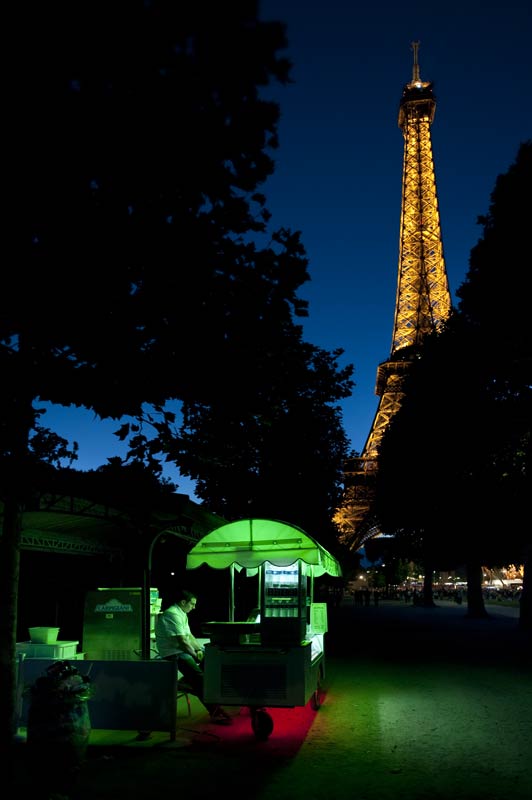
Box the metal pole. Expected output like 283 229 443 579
142 531 162 660
141 565 150 660
229 564 235 621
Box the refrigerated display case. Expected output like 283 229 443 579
186 518 342 739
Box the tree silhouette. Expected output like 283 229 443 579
173 341 353 553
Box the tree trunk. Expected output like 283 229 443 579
422 561 436 607
465 561 489 618
518 543 531 633
0 395 34 777
0 495 23 777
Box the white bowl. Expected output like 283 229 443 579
29 627 60 644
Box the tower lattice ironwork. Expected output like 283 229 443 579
335 42 452 551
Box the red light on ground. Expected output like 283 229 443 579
187 695 323 758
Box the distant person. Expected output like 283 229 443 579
155 588 231 725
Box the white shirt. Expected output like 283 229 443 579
154 603 191 658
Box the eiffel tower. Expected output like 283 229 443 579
335 42 452 551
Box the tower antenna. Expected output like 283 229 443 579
411 40 421 83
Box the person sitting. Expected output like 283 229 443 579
154 587 232 725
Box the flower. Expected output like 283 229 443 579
30 661 93 705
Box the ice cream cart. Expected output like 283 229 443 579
186 518 342 739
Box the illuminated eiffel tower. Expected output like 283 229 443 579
335 42 452 551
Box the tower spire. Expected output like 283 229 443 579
411 40 421 84
334 44 452 550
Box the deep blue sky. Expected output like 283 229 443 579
41 0 532 501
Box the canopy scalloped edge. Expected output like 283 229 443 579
186 518 342 578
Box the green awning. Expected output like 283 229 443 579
186 518 342 577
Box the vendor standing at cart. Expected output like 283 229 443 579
155 588 232 725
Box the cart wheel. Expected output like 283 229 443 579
251 708 274 741
311 665 325 710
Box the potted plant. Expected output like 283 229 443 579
26 661 92 796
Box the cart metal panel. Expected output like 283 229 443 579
204 641 324 707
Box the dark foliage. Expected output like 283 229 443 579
5 1 299 417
